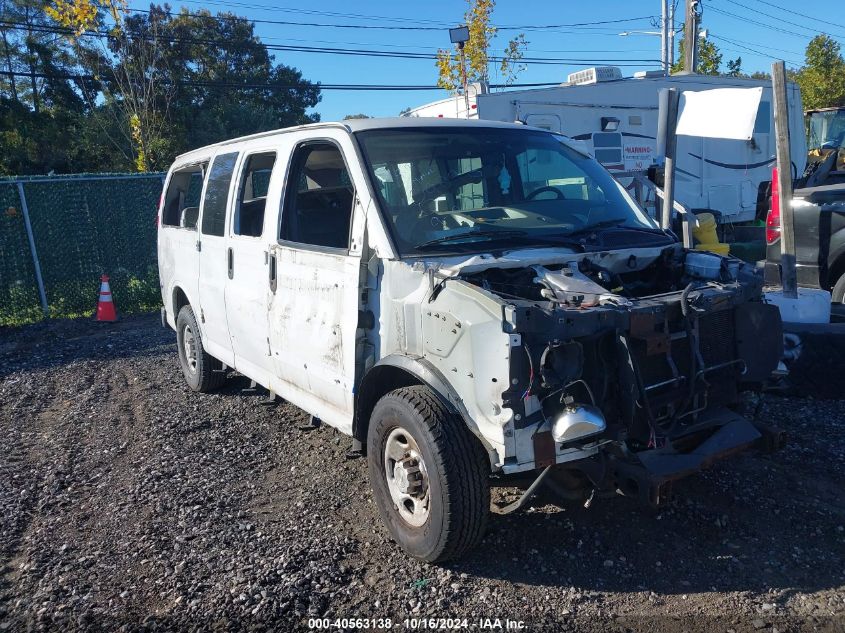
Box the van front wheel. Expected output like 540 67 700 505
367 386 489 563
176 305 226 392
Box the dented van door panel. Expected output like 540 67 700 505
224 145 284 386
265 129 369 435
267 246 361 432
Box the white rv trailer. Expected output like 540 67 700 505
405 70 807 224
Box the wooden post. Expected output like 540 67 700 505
661 88 681 230
660 0 674 77
684 0 697 73
772 61 797 299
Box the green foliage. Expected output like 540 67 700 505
343 113 371 120
726 57 743 78
435 0 526 91
1 174 165 326
672 29 737 76
795 35 845 110
0 0 322 175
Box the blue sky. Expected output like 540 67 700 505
130 0 844 121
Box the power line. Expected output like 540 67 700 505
258 36 659 54
709 0 845 40
0 19 661 66
741 0 845 33
708 34 803 66
706 3 845 41
148 1 657 33
0 69 569 90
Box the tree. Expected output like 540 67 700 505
795 35 845 110
45 0 125 36
726 56 742 77
0 0 97 174
159 8 320 154
435 0 527 91
343 113 370 120
672 28 738 76
1 0 322 174
39 2 321 172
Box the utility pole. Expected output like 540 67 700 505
659 88 681 230
668 0 675 70
772 61 797 299
661 0 669 76
683 0 700 73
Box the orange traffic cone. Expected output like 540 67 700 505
96 274 118 322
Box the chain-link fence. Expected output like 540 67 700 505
1 173 165 327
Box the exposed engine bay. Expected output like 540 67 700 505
453 245 784 498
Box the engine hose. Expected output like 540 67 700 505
680 282 694 318
672 283 702 432
619 333 659 437
782 333 802 362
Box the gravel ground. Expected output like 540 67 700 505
0 315 844 633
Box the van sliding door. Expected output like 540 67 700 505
197 151 239 366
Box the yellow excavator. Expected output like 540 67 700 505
801 106 845 187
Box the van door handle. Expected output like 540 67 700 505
227 247 234 279
268 252 277 293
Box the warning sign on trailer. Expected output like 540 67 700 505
623 141 655 171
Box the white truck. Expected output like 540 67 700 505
406 69 807 224
157 118 783 562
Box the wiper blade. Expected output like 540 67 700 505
415 229 531 250
567 219 667 237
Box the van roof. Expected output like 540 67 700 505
172 117 529 164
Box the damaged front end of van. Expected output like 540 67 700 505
376 241 784 509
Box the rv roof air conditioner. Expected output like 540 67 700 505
566 66 623 86
634 70 666 79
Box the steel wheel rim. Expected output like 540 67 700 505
183 324 198 373
383 426 430 527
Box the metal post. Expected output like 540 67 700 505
459 42 469 115
16 181 49 318
772 60 797 299
661 88 681 230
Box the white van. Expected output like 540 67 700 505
157 118 783 562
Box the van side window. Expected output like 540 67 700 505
201 152 239 237
162 164 207 228
280 142 354 249
234 152 276 237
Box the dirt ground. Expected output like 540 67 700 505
0 315 843 632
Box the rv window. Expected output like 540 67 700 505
592 132 623 168
201 152 239 237
754 101 771 134
628 115 643 126
162 165 207 228
234 152 276 237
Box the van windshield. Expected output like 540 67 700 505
355 127 661 255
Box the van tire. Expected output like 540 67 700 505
832 273 845 303
367 386 489 563
176 305 226 392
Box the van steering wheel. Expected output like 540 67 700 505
526 186 566 200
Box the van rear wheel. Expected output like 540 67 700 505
176 305 226 392
367 386 489 563
832 273 845 303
